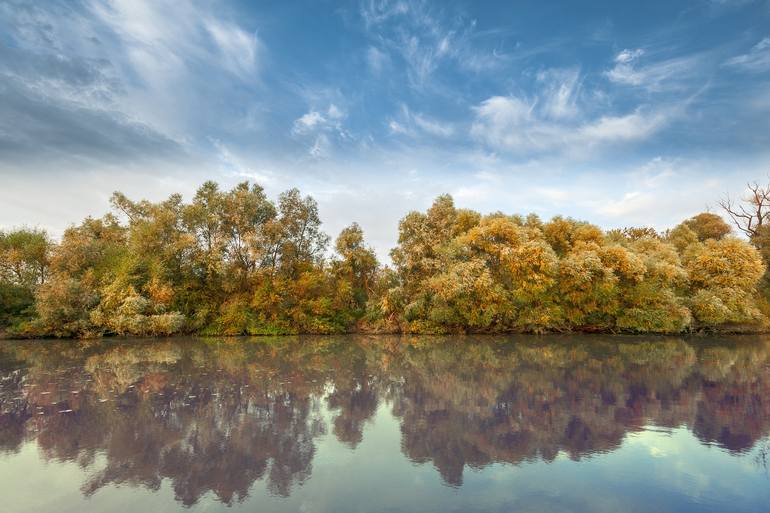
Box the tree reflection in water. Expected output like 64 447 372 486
0 335 769 504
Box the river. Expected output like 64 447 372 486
1 334 768 512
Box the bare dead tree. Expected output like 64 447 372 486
718 180 770 238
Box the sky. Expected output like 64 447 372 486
1 0 770 259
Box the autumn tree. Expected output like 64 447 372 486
33 216 126 337
719 180 770 238
8 182 770 338
718 181 770 297
0 228 51 328
333 223 378 313
0 228 50 287
683 238 766 326
383 194 767 334
682 212 731 241
612 237 691 333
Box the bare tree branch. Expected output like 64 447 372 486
719 179 770 238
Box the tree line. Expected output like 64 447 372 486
2 179 770 337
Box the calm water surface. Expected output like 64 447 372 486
1 335 769 513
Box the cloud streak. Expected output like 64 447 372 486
725 37 770 72
605 48 704 92
0 0 263 171
358 0 505 90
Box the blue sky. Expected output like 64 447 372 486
1 0 770 258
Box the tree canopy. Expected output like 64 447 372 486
1 181 768 337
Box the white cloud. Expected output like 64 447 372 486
454 183 494 201
204 18 260 79
413 113 455 137
633 156 677 187
536 68 581 119
292 104 347 135
327 103 344 120
615 48 645 64
89 0 261 82
212 139 275 185
598 190 652 217
585 156 733 227
388 120 410 135
471 96 530 140
293 111 327 133
467 68 587 155
366 46 390 75
68 0 264 140
291 103 349 157
388 104 455 138
359 0 409 27
709 0 758 6
470 94 667 156
725 37 770 72
577 111 667 143
309 134 330 159
359 0 503 89
605 48 702 92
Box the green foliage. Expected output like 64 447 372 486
0 228 51 330
385 197 767 334
0 282 34 328
333 223 378 314
18 182 374 338
0 228 50 288
5 185 769 338
681 237 766 327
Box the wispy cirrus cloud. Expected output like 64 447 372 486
365 46 391 76
535 68 582 119
0 28 182 167
0 0 263 171
725 37 770 72
387 104 455 138
89 0 261 81
87 0 263 136
605 48 703 92
358 0 506 90
211 139 277 186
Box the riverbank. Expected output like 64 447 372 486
3 320 769 341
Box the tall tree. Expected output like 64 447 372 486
719 180 770 238
0 228 51 328
0 228 51 288
271 188 329 276
334 223 378 312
